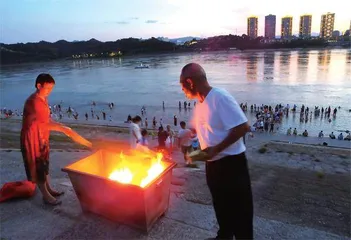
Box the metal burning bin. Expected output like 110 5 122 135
62 149 176 232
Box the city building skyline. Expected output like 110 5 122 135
299 15 312 38
320 12 335 38
281 16 293 39
247 12 346 39
265 14 276 39
247 16 258 39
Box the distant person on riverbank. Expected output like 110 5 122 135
152 117 157 128
174 115 177 126
338 133 344 140
178 121 192 165
318 131 324 138
166 125 175 153
157 126 168 150
269 121 274 133
21 73 92 206
129 115 142 149
140 129 149 146
293 128 297 136
145 118 148 129
190 128 199 151
303 130 308 137
329 132 336 139
127 114 132 123
287 127 292 135
344 132 351 141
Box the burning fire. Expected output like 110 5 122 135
108 151 166 188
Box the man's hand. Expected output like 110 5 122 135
203 146 220 160
65 127 92 149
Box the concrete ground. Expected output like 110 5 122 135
0 145 350 240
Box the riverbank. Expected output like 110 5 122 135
0 119 350 239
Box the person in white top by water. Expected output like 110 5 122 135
179 63 253 240
129 115 142 149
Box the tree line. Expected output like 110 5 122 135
1 34 349 64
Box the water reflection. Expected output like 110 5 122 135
297 51 309 65
263 51 275 81
280 51 291 65
246 53 258 81
279 51 291 82
297 51 310 81
346 51 351 77
318 50 331 66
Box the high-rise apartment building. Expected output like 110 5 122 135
299 15 312 38
320 13 335 38
265 14 276 39
247 16 258 39
281 16 293 39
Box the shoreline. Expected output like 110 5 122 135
1 45 349 66
1 117 350 150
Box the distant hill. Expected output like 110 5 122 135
1 34 347 65
156 36 202 45
0 37 177 64
169 36 202 45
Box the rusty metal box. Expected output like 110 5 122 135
62 149 176 232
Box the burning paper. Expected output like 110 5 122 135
108 151 165 188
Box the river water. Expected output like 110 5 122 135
1 49 350 136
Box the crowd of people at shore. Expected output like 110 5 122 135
237 102 350 140
1 100 349 142
128 114 199 166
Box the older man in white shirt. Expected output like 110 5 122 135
179 63 253 240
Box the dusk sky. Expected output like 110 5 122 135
1 0 350 43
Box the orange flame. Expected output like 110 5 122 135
108 151 166 188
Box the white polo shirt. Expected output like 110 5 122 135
130 122 142 149
191 87 247 161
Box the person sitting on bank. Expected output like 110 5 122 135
329 132 336 139
338 133 344 140
303 130 308 137
21 73 92 206
318 130 324 138
287 127 292 135
344 132 351 141
293 128 297 136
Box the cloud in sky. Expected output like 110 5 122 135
145 20 158 24
106 21 130 24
